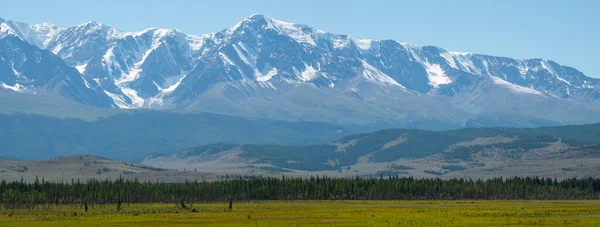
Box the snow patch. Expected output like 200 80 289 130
219 52 235 66
157 75 186 94
269 19 317 46
438 51 480 74
81 77 91 89
219 52 247 79
103 90 131 109
51 43 64 54
555 75 572 86
92 78 102 86
187 34 211 51
490 76 542 95
450 52 470 56
451 52 479 74
540 60 572 86
75 63 88 74
401 43 421 62
120 87 145 107
423 62 452 88
300 64 319 82
517 62 529 77
148 74 187 106
360 60 405 88
101 47 116 73
1 83 24 92
256 68 278 82
232 42 256 67
440 52 458 69
332 37 351 49
540 60 557 76
11 66 20 77
544 90 561 99
353 39 373 50
0 23 17 36
582 81 595 89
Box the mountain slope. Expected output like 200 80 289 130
0 112 355 162
0 35 113 106
0 17 64 48
1 15 599 128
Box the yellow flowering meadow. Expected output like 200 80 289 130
1 200 600 226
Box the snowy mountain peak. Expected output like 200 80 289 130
226 14 326 46
0 23 17 36
246 13 271 21
32 23 65 47
150 28 184 38
241 14 304 29
127 27 182 38
74 21 107 33
239 13 279 25
73 21 123 39
1 15 599 128
0 19 64 48
227 14 276 34
77 20 103 28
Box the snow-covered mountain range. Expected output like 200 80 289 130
1 14 599 128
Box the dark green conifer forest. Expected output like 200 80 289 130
2 176 600 209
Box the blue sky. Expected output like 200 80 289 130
2 0 598 78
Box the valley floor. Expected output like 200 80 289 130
1 200 600 226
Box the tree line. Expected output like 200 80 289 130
2 176 600 209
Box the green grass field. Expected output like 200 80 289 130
1 200 600 226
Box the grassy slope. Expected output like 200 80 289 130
230 124 600 171
0 154 220 183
